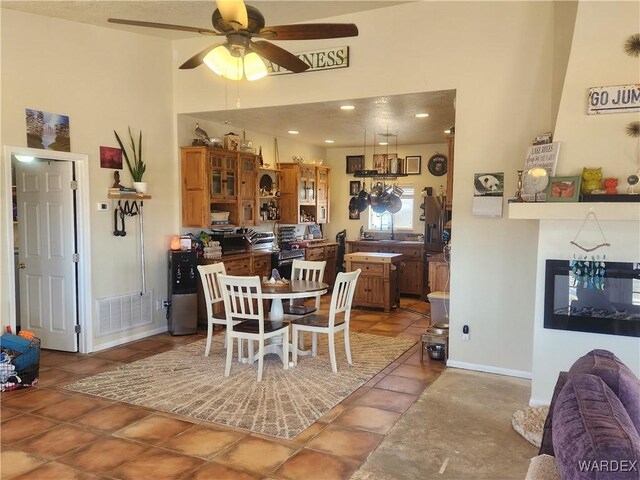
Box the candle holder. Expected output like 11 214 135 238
515 170 525 202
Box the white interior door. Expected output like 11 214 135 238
15 159 78 352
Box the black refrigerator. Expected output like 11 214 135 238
422 195 449 296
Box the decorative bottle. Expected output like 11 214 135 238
258 146 263 167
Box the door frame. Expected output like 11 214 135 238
3 145 93 353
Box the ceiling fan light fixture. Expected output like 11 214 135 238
244 52 268 81
204 45 243 80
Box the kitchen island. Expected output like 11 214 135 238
346 240 424 297
344 252 403 312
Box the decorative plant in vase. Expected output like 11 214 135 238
114 127 146 193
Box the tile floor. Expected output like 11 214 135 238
1 297 444 480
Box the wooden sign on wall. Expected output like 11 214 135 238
265 46 349 76
587 84 640 114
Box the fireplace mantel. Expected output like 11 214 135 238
508 202 640 221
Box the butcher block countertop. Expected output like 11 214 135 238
344 252 403 263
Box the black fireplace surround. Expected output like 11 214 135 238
544 260 640 338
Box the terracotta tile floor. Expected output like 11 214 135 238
1 297 445 480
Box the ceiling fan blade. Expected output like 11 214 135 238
258 23 358 41
179 43 224 69
215 0 248 30
251 41 309 73
108 18 220 35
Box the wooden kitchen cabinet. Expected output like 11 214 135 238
345 252 402 312
304 242 338 287
428 258 450 293
180 146 258 228
279 164 331 224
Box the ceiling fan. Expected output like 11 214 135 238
108 0 358 80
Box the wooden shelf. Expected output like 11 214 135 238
259 195 280 200
508 201 640 221
108 193 151 200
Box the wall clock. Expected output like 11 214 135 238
428 154 447 176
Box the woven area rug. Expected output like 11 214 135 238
65 332 415 440
512 405 549 447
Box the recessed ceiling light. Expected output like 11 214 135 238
288 130 299 135
340 105 355 110
444 129 451 134
324 139 335 144
378 142 389 146
415 113 429 118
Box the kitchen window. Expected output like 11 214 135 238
368 185 414 231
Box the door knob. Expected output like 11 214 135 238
18 262 26 269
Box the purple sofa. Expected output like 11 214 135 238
539 350 640 480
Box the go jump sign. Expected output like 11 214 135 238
588 84 640 114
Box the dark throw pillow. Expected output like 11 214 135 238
569 349 640 435
552 374 640 480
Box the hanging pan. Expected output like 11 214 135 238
357 186 370 212
349 196 359 213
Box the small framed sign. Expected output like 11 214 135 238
406 155 422 175
346 155 364 174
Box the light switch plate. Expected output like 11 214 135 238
97 202 109 211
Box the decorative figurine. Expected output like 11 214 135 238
194 123 211 145
112 170 123 188
604 177 618 194
581 167 603 195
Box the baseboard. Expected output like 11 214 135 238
446 360 532 380
528 398 550 407
91 325 168 352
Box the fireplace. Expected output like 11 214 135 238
544 260 640 338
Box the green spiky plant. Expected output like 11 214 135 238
114 127 145 182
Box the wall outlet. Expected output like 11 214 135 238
462 324 470 341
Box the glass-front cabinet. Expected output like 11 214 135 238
210 150 237 200
299 166 316 204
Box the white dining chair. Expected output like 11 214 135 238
284 259 327 352
291 269 361 373
284 259 326 316
218 274 289 382
197 263 243 356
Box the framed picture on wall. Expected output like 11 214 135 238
346 155 364 174
406 155 422 175
349 181 361 196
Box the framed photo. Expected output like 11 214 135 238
406 155 422 175
349 209 360 220
346 155 364 174
100 146 123 169
545 176 582 202
349 181 361 196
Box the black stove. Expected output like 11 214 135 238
271 248 305 279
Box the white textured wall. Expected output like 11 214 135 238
1 9 178 350
173 1 555 375
530 1 640 404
